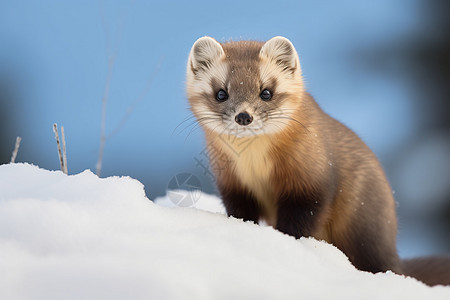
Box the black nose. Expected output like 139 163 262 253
235 112 253 126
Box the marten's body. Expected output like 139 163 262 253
186 36 449 284
205 92 400 273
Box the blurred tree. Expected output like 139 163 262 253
364 0 450 252
407 0 450 131
0 77 16 164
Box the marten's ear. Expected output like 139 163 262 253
260 36 300 75
188 36 225 75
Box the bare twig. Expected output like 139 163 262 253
10 136 22 163
96 0 126 177
96 55 115 177
107 56 164 139
61 126 68 174
96 57 161 177
95 2 159 177
53 123 67 174
53 124 63 172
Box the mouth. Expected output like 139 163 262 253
225 127 265 138
216 118 268 137
199 112 291 137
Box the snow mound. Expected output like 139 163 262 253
0 163 449 299
154 190 226 214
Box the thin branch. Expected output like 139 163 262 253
99 0 111 57
96 55 115 177
107 56 164 139
53 123 65 173
96 0 128 177
96 135 106 177
95 1 147 177
61 126 68 174
96 56 161 176
10 136 22 163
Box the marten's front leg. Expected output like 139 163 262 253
220 185 260 223
276 191 324 238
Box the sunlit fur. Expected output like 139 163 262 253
186 37 322 225
186 36 305 139
185 36 450 286
186 35 401 268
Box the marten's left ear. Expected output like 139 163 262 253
260 36 300 75
188 36 225 75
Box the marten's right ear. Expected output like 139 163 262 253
188 36 225 75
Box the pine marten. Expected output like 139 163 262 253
185 36 450 286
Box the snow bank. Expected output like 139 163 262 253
0 163 449 299
154 190 226 214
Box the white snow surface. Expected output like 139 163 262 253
0 163 449 300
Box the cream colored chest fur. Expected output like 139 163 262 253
219 135 278 225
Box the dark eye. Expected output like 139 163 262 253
260 89 272 101
216 89 229 102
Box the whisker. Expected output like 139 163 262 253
266 113 310 134
183 118 223 142
173 113 223 136
277 118 309 133
176 115 221 136
172 115 198 136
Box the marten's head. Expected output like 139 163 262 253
186 36 305 138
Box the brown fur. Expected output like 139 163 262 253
186 36 449 285
402 255 450 286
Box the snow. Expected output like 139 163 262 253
0 163 449 299
154 190 226 214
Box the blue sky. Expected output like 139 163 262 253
3 0 447 256
1 0 420 191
